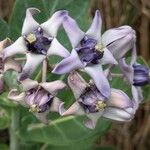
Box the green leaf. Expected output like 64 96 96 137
0 18 9 40
18 115 111 146
0 107 10 129
0 143 8 150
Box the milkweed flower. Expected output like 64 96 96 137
53 10 118 98
0 38 21 92
102 25 136 60
3 8 70 81
8 78 66 123
59 72 135 129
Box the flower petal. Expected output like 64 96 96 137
50 97 63 112
119 58 133 84
40 80 66 95
106 88 133 108
59 102 85 116
20 78 38 91
85 112 103 129
100 48 117 65
22 8 40 35
63 16 85 48
52 49 84 74
34 109 50 124
4 58 22 72
19 53 45 81
8 89 27 106
68 71 88 99
0 38 11 54
41 10 68 37
103 107 133 121
3 37 27 59
47 38 70 57
102 25 135 47
86 10 102 41
84 64 110 98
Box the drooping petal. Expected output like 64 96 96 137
19 53 45 81
103 107 133 121
4 58 22 72
63 16 85 48
34 109 50 124
59 102 85 116
84 64 110 98
52 49 84 74
131 86 143 111
86 10 102 41
85 111 103 129
40 80 66 95
22 8 40 35
102 25 135 47
20 78 38 91
107 88 133 108
8 89 27 106
68 71 88 99
47 38 70 57
3 37 27 59
100 48 117 65
41 10 68 37
50 97 63 112
119 58 133 84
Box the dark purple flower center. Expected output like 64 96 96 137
0 57 4 73
133 64 150 86
79 85 107 113
24 27 52 55
75 37 104 65
25 88 53 113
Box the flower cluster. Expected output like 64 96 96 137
0 8 149 129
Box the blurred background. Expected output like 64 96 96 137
0 0 149 150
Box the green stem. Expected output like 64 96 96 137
9 108 20 150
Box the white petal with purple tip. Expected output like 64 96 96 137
3 37 27 59
63 16 85 48
52 49 84 74
86 10 102 41
84 64 110 98
19 53 45 80
22 8 40 35
47 38 70 57
41 10 68 37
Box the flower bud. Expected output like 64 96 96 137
133 64 150 86
102 26 136 59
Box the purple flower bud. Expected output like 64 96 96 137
133 64 150 86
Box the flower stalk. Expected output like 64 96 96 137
9 108 20 150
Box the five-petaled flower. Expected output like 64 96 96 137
8 78 66 123
59 72 135 129
52 10 118 98
0 38 21 92
3 8 70 81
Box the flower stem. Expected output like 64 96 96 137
9 108 20 150
42 60 47 82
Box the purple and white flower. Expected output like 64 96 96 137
0 38 21 92
53 10 118 98
59 71 135 129
8 78 66 123
3 8 70 81
102 25 136 60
